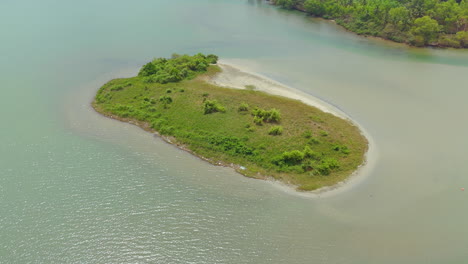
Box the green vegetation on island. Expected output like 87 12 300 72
93 54 368 191
273 0 468 48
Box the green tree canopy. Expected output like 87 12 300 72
273 0 468 48
411 16 441 45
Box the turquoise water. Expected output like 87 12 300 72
1 0 468 263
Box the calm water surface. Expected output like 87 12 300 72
1 0 468 263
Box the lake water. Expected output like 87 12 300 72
1 0 468 263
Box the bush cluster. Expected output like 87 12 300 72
95 92 111 103
308 137 321 145
138 53 218 84
205 135 256 156
238 102 249 112
252 107 281 124
332 144 350 154
178 132 257 157
268 126 284 135
272 146 340 175
106 104 153 121
151 118 175 135
159 95 172 103
203 100 226 114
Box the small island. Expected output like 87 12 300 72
93 54 368 191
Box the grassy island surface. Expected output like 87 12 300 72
93 54 368 191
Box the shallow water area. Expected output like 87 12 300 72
1 0 468 263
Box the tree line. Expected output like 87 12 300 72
273 0 468 47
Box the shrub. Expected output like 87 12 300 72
252 107 281 123
96 93 112 103
253 116 263 125
138 62 157 77
303 146 320 160
151 118 169 130
203 100 226 114
308 137 321 145
206 54 218 64
438 35 461 48
95 94 106 103
409 34 426 47
282 150 305 164
268 126 283 136
159 95 173 104
320 130 328 137
143 72 182 84
205 135 255 156
302 131 312 139
273 150 305 166
110 85 124 91
238 102 249 112
456 32 468 48
159 125 175 135
137 53 217 83
275 0 297 9
301 160 315 172
252 108 266 118
166 89 172 93
304 0 326 16
316 163 331 175
267 109 281 122
332 144 350 154
316 158 340 176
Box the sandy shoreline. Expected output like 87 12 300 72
208 61 377 197
209 62 349 119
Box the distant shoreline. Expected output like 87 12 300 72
269 0 468 49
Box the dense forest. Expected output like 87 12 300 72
272 0 468 48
